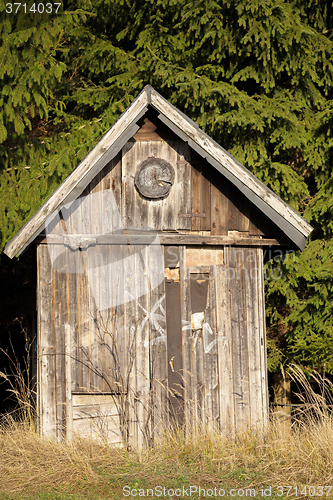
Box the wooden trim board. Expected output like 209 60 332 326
37 233 289 247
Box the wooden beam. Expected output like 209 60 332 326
37 233 289 247
161 235 287 246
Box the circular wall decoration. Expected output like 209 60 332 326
134 158 175 199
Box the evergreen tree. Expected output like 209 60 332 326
1 0 333 374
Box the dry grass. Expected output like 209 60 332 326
1 367 333 499
1 416 333 498
0 416 117 494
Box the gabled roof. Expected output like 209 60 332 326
4 85 313 258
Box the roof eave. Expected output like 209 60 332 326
3 85 313 258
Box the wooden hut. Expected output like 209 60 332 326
4 86 312 447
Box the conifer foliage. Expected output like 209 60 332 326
1 0 333 373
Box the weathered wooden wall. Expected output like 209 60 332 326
37 243 268 445
37 114 270 446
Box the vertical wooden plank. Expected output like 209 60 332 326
122 142 137 228
111 244 127 445
129 245 151 448
101 166 112 236
68 195 84 394
89 170 102 233
149 246 168 441
62 191 82 397
147 141 164 230
211 176 229 236
179 247 194 430
127 302 137 449
31 248 38 415
176 143 191 230
97 245 113 393
190 158 211 231
165 264 183 426
202 265 219 429
76 184 93 391
109 154 122 222
86 151 122 221
53 246 68 440
161 141 179 231
195 324 205 427
215 253 235 434
111 240 132 447
191 166 201 231
112 244 126 394
200 172 211 231
134 142 150 228
66 253 79 394
243 247 262 427
222 186 251 233
86 252 100 394
228 185 240 231
257 247 269 425
190 273 209 428
77 248 91 392
65 324 73 440
86 245 97 394
37 244 57 439
164 245 179 269
238 196 250 233
80 182 97 392
98 153 122 229
128 243 143 449
229 247 251 430
88 174 102 393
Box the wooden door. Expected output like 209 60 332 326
163 246 224 430
164 246 184 425
179 246 223 430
